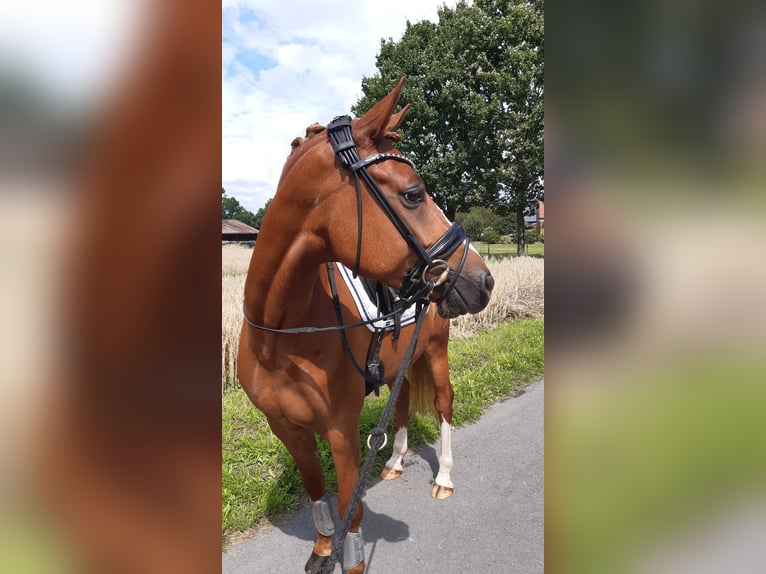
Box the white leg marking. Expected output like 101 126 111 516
434 416 454 489
383 426 408 472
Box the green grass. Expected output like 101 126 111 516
222 318 544 544
472 242 544 258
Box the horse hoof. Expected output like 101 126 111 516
304 551 330 574
380 466 402 480
430 484 454 500
344 561 366 574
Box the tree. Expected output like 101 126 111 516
459 210 485 241
353 0 544 255
222 188 259 228
252 198 272 229
455 206 503 241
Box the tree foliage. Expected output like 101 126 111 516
455 206 503 241
252 198 272 229
353 0 543 254
221 188 259 228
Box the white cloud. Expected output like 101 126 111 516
222 0 458 213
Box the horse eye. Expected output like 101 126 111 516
401 190 424 206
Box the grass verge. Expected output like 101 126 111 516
222 317 544 545
472 242 544 258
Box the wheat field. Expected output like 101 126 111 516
222 244 543 387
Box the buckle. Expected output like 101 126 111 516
422 259 450 286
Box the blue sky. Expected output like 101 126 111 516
222 0 459 213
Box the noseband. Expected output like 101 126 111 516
327 115 469 305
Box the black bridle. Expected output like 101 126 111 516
244 115 473 574
327 115 469 306
243 115 472 335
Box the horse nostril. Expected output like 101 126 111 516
483 272 495 293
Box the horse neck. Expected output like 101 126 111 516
244 140 331 334
243 221 324 332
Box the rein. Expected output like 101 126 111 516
240 270 435 335
322 300 430 574
242 297 418 335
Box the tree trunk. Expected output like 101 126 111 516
516 208 526 256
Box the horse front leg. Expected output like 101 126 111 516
265 420 334 574
327 427 366 574
304 492 335 574
381 378 410 481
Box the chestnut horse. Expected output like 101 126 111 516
238 78 493 573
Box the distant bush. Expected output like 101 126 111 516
514 229 539 244
481 227 501 244
456 206 503 241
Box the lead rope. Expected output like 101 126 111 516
321 300 431 574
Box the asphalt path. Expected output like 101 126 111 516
223 379 544 574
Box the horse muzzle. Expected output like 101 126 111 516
434 267 494 319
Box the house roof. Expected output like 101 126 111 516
222 219 259 235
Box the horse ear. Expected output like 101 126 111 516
385 103 411 134
355 76 406 142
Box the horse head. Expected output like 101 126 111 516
276 77 493 319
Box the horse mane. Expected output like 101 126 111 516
287 123 326 157
288 122 402 156
277 123 326 184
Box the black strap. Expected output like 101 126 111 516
328 114 471 306
358 277 403 341
324 301 430 573
242 302 404 335
326 262 380 385
352 171 363 277
364 329 385 397
400 222 469 300
242 272 435 335
327 115 434 269
326 263 389 397
435 227 471 304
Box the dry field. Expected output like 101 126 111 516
222 244 543 387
